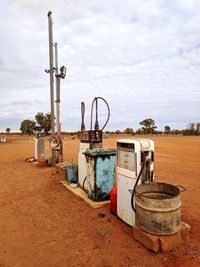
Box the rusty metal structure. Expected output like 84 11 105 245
135 182 182 235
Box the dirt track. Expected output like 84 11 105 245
0 135 200 267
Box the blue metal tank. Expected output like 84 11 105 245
83 148 116 201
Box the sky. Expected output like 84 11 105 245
0 0 200 132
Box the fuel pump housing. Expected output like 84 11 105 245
78 97 110 190
116 139 155 226
78 97 116 201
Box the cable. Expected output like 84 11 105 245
131 152 146 212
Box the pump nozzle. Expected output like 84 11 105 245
81 102 85 131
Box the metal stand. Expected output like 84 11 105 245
47 11 66 165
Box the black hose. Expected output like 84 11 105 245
90 96 110 148
83 176 88 194
90 98 96 149
95 98 99 130
97 97 110 131
90 97 96 149
131 152 146 212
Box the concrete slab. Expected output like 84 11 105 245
60 181 110 208
133 222 190 252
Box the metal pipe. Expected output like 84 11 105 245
81 102 85 131
94 98 99 131
57 77 61 137
55 43 58 74
54 42 63 163
54 43 60 136
47 11 55 137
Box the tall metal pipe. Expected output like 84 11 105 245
95 98 99 131
55 42 59 75
81 102 85 131
47 11 55 137
54 42 60 136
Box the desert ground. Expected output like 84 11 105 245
0 135 200 267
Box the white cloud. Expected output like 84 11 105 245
0 0 200 132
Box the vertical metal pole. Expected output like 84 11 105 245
81 102 85 131
54 43 60 137
47 11 55 138
54 43 63 163
57 77 61 136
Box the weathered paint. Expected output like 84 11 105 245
84 148 116 201
95 156 115 197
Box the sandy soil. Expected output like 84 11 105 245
0 135 200 267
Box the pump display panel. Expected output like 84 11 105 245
117 143 137 172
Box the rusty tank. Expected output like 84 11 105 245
135 182 181 235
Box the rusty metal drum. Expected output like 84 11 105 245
135 182 181 235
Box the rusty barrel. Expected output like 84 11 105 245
135 182 181 235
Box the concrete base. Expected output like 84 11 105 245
60 181 110 209
133 222 190 252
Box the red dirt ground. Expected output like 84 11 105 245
0 135 200 267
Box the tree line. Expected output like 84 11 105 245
3 117 200 136
117 120 200 135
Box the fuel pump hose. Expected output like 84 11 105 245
83 176 88 194
90 97 110 148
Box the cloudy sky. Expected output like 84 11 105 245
0 0 200 132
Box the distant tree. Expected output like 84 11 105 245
172 129 181 135
124 128 134 135
136 128 142 134
164 126 171 134
139 118 157 134
155 130 163 135
183 122 200 136
195 123 200 135
35 112 51 134
34 125 42 132
6 128 11 134
182 129 190 136
196 123 200 131
20 120 36 135
187 123 196 135
115 130 121 134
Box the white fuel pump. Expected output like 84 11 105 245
78 142 90 187
116 139 154 226
78 97 110 190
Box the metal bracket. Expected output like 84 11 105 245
176 185 186 192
